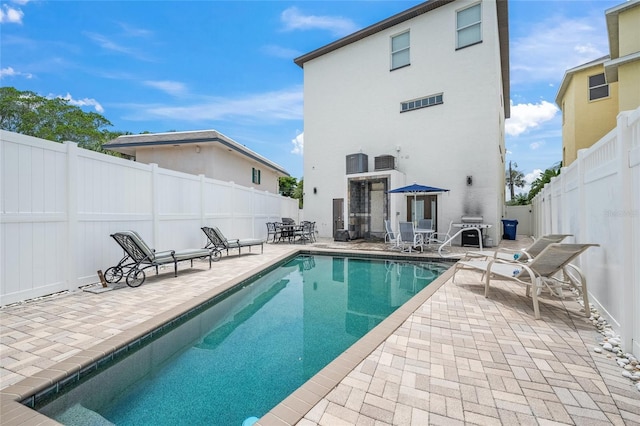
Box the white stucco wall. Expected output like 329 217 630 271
135 143 281 194
302 0 506 239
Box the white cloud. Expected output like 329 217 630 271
84 32 153 61
0 66 32 79
280 7 358 37
117 22 152 38
510 15 608 85
505 101 558 137
11 0 31 5
123 86 303 123
529 141 544 150
0 4 24 24
143 80 187 97
57 93 105 114
291 132 303 155
262 44 301 59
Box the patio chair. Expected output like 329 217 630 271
452 243 598 319
465 234 572 261
107 231 212 287
266 222 281 243
427 220 454 251
383 220 401 249
293 221 314 244
417 219 433 230
398 221 424 253
202 226 264 257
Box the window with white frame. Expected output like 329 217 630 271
252 167 261 184
456 3 481 49
391 31 410 70
588 73 609 101
401 93 443 112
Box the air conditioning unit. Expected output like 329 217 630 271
346 153 368 174
374 155 395 171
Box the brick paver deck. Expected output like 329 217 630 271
1 237 638 425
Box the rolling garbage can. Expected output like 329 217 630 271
501 219 518 240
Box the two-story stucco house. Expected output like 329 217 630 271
295 0 510 242
103 130 289 194
557 0 640 167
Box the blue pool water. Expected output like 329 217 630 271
43 255 448 425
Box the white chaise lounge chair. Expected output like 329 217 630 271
464 234 572 261
452 243 598 319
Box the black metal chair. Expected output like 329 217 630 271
266 222 281 243
202 226 264 257
105 231 212 287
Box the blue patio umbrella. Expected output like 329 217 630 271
388 183 450 224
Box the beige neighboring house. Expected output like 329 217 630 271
103 130 289 194
557 0 640 167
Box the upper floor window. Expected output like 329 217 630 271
252 167 261 185
588 73 609 101
457 3 482 49
391 31 410 70
401 93 443 112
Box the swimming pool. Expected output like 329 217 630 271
36 254 450 425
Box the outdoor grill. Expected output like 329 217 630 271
454 216 492 247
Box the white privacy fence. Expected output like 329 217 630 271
531 107 640 358
0 131 299 305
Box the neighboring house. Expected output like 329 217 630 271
556 58 619 167
604 0 640 112
294 0 510 241
557 0 640 167
103 130 289 194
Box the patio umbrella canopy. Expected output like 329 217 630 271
388 183 450 225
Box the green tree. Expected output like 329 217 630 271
506 193 530 206
293 178 304 209
0 86 115 152
278 176 298 197
505 161 526 200
528 162 561 200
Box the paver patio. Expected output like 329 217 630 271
1 237 639 425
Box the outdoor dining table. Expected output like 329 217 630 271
414 227 435 247
276 223 302 242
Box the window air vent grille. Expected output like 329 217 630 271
374 155 395 171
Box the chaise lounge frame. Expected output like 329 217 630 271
202 226 264 257
106 230 212 287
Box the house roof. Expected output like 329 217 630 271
605 0 640 60
293 0 510 118
604 0 640 82
103 130 290 176
555 56 610 107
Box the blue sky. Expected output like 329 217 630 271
0 0 623 192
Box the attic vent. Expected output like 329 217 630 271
346 153 368 174
374 155 395 171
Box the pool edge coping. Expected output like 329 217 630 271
0 249 454 425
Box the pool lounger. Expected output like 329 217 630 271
106 230 212 287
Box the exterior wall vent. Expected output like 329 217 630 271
346 153 368 174
374 155 395 171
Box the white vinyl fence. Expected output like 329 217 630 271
531 107 640 358
0 131 299 305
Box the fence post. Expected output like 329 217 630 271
616 111 634 351
150 163 160 247
576 149 587 243
199 174 205 229
64 141 79 292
